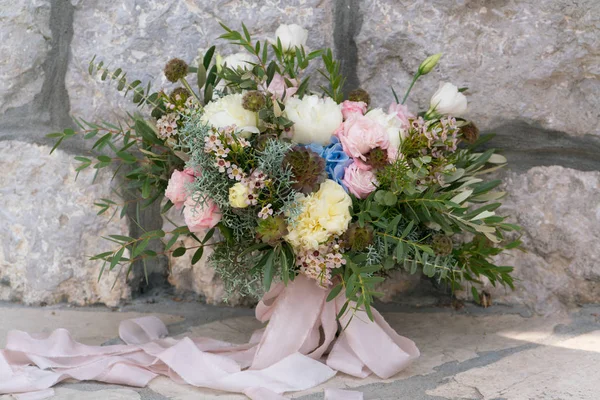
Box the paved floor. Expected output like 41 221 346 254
1 297 599 400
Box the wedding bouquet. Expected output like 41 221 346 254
0 22 525 399
49 23 521 315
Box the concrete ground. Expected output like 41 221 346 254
1 296 599 400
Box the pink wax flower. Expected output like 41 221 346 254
335 114 389 161
165 170 195 210
183 197 222 232
342 162 378 199
340 100 367 120
388 103 415 128
267 73 298 99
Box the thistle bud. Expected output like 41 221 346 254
242 90 266 112
348 88 371 106
418 53 442 75
170 87 190 103
343 223 374 252
365 147 389 169
460 122 480 144
432 234 453 256
164 58 189 83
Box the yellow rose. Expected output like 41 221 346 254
286 180 352 250
229 183 249 208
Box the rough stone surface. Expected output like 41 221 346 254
469 166 600 314
0 141 131 306
0 389 142 400
0 0 51 114
162 209 243 306
7 300 593 399
357 0 600 137
0 305 182 347
428 330 600 400
67 0 334 122
1 0 600 312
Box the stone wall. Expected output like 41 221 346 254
0 0 598 313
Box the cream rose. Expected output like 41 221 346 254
285 95 343 145
286 180 352 250
201 93 259 138
229 182 249 208
429 82 468 117
275 24 308 52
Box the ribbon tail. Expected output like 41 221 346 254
251 275 329 370
327 295 420 379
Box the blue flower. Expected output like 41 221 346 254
305 137 352 188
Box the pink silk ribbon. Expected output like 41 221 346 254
0 275 419 399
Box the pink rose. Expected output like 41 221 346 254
165 170 195 210
388 103 415 128
267 73 298 99
336 114 389 160
183 167 201 177
183 197 222 232
342 162 378 199
341 100 367 120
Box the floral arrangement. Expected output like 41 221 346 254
49 23 521 318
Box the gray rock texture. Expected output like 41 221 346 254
0 0 51 114
473 167 600 314
0 0 598 313
0 141 130 306
161 209 240 306
356 0 600 137
67 0 334 121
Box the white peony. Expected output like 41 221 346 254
285 95 343 145
429 82 468 117
201 93 258 138
275 24 308 52
365 108 405 153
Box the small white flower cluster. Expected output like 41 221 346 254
295 240 346 288
204 126 251 178
156 113 181 139
258 203 273 219
416 116 459 158
228 170 269 208
156 97 200 140
241 169 268 206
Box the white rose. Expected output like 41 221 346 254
275 24 308 52
221 52 254 71
201 93 259 138
430 82 468 117
215 52 254 93
284 95 343 145
365 108 405 152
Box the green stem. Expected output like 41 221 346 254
180 77 201 102
401 72 421 104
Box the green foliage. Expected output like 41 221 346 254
88 57 160 108
208 240 265 300
45 22 521 319
319 49 345 103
